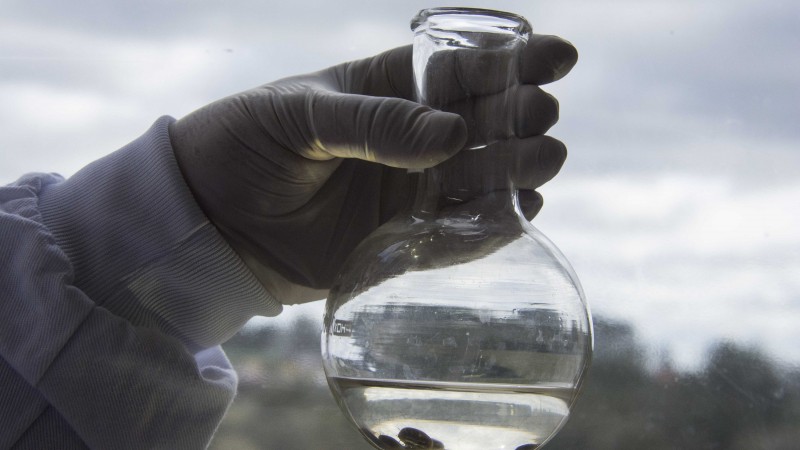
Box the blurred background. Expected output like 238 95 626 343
3 0 798 448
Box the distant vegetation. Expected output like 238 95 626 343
211 316 800 450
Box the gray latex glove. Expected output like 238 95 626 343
169 35 577 304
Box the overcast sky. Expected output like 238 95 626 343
2 0 798 370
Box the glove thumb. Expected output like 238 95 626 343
299 91 467 169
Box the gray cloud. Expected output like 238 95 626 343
1 0 798 369
546 0 800 184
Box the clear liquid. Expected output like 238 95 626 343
331 376 573 450
326 300 589 384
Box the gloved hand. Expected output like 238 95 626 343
169 35 577 304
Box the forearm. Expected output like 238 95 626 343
37 116 281 350
0 117 279 448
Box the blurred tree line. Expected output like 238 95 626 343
210 315 800 450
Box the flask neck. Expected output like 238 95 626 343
409 7 530 220
412 8 530 150
409 158 521 221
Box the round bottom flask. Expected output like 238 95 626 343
323 8 592 450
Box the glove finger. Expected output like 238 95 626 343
438 84 560 148
505 135 567 189
519 189 544 221
298 91 467 169
330 33 577 99
427 34 577 101
422 34 575 112
440 189 544 224
435 134 567 202
421 46 519 105
428 34 578 99
514 85 560 138
520 34 579 85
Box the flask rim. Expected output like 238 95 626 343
411 7 532 38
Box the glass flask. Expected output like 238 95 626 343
322 7 592 450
